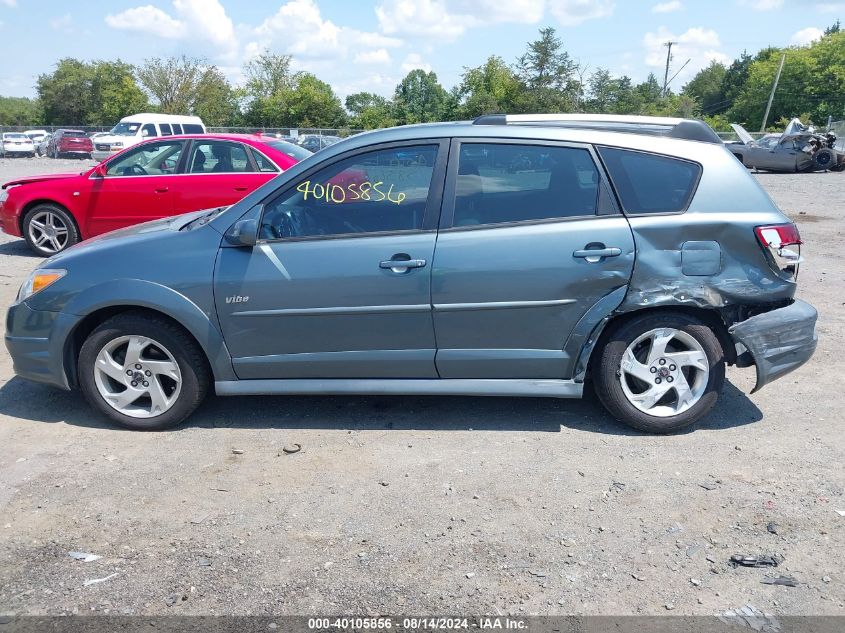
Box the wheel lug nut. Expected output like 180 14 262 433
667 376 674 383
655 378 662 384
135 364 142 370
126 369 133 375
650 367 657 373
659 358 666 365
669 364 676 371
145 370 151 376
130 381 138 388
143 381 149 388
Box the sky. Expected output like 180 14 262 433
0 0 842 102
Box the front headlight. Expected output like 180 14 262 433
16 269 66 303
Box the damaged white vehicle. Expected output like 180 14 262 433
728 118 844 172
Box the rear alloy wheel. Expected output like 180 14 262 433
593 312 725 433
79 312 210 430
22 204 80 256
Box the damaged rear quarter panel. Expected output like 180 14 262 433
619 147 797 312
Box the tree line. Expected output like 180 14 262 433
1 23 843 132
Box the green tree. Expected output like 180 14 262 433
91 61 148 123
37 58 148 124
284 74 346 128
345 92 395 129
682 61 727 114
244 53 295 100
457 55 524 117
516 27 580 112
193 67 240 126
0 96 41 125
720 50 753 109
393 69 448 124
136 55 206 114
37 58 95 124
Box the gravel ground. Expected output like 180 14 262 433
0 156 842 617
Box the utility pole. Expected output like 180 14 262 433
761 53 786 132
662 41 675 97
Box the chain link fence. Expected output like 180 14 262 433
0 124 363 137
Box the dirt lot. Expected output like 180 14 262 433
0 156 842 617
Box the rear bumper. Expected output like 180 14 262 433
5 302 80 390
729 299 818 393
91 150 116 161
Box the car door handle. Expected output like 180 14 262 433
573 247 621 259
154 187 169 193
379 256 427 272
234 186 248 191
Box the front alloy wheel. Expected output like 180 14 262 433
79 312 210 430
93 335 183 418
593 312 725 433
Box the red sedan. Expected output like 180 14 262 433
0 134 311 256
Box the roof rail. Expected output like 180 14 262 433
472 113 722 144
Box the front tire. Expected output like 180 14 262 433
22 204 80 256
78 312 210 430
593 312 725 433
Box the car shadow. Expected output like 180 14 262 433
0 377 762 436
0 239 40 258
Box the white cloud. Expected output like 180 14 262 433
0 0 17 7
105 5 187 39
376 0 545 40
401 52 433 73
353 48 391 64
790 26 824 45
376 0 470 39
105 1 236 57
251 0 401 63
50 13 73 31
739 0 784 10
644 26 729 85
547 0 614 26
652 1 683 13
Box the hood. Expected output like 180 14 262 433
44 208 221 266
2 172 82 189
94 135 140 146
730 123 755 146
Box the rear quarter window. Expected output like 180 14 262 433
597 147 700 214
183 124 204 134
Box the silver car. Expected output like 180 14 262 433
4 114 818 433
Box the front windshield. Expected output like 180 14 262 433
109 122 141 136
266 140 313 160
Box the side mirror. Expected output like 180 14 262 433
225 218 259 247
91 163 107 178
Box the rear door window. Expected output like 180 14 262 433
597 147 701 214
451 143 599 227
182 123 204 134
159 124 173 136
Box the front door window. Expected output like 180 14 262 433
106 141 185 176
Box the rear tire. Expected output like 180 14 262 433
814 148 835 170
78 312 210 430
593 312 725 433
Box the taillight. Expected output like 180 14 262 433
754 223 802 278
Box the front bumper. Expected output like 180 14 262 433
5 302 81 390
92 150 118 161
729 299 818 393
